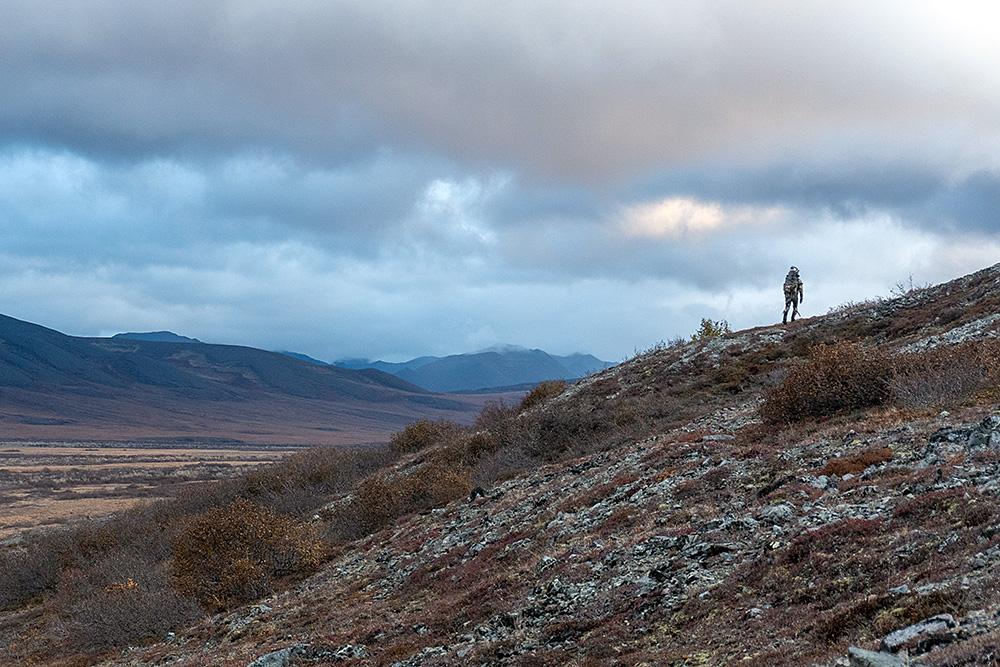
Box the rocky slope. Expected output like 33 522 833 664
57 265 1000 664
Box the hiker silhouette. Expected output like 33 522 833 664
783 266 804 324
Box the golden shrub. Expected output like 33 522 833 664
518 380 567 412
171 499 325 609
390 419 464 454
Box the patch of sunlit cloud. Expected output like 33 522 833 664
619 196 787 239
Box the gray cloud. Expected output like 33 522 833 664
926 170 1000 231
2 2 1000 360
3 1 999 178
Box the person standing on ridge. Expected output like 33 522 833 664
783 266 804 324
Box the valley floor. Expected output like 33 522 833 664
0 440 302 542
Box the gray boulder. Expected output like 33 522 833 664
246 644 309 667
759 503 794 523
881 613 957 653
967 416 1000 451
332 644 370 660
847 647 906 667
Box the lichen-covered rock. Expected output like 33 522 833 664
847 647 906 667
245 644 308 667
880 614 958 654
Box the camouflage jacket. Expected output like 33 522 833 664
784 273 803 297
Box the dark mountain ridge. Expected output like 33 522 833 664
0 314 484 444
112 331 201 344
1 315 427 400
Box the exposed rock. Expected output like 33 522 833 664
245 644 308 667
928 415 1000 459
967 416 1000 451
331 644 369 660
881 614 958 654
847 646 906 667
227 603 273 639
902 313 1000 351
536 555 557 573
809 475 832 490
759 503 794 523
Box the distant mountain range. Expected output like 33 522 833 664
0 316 492 445
329 346 614 392
112 336 612 393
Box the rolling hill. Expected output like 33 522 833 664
0 314 489 444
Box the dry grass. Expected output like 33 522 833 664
822 447 894 476
0 442 292 539
892 488 994 528
922 628 1000 666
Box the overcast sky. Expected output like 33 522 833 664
2 1 999 361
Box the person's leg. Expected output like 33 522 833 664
791 296 799 322
783 295 791 324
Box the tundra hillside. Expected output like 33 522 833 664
6 265 1000 666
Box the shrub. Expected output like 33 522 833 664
471 444 539 487
58 550 199 651
0 506 171 612
390 420 464 455
172 500 325 609
470 400 528 460
691 318 731 341
0 540 62 610
0 445 398 662
473 400 518 433
332 460 472 540
760 342 892 424
891 340 1000 409
402 460 472 508
463 430 501 463
335 473 404 539
527 407 604 459
518 380 567 412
